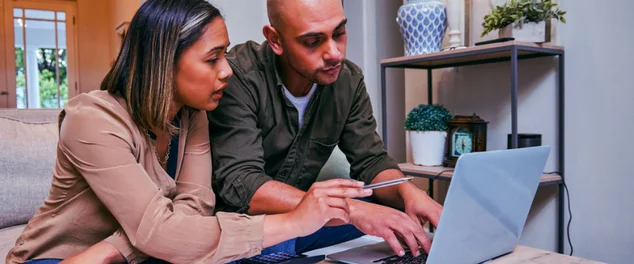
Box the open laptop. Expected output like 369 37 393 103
327 146 551 264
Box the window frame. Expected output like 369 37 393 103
1 0 79 108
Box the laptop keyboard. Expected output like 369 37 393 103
373 252 428 264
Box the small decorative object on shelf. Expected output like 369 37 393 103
405 104 452 166
508 133 542 149
396 0 447 56
444 0 467 50
480 0 566 43
443 114 488 168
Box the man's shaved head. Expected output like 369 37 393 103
267 0 341 32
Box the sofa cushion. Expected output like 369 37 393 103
0 224 26 259
0 109 60 229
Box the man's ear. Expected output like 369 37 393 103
263 25 283 56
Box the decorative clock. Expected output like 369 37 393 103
443 114 488 168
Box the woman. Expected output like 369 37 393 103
5 0 371 263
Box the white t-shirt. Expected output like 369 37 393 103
283 83 317 128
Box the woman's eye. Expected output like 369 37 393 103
208 51 228 65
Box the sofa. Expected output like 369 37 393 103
0 108 351 259
0 109 62 259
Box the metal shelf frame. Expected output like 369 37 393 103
379 41 565 253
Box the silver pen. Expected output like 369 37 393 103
362 177 414 190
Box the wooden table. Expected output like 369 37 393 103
317 246 603 263
310 237 603 264
489 246 604 263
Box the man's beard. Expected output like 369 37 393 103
286 56 342 86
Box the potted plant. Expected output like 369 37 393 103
481 0 566 43
405 104 452 166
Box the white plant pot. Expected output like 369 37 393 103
409 131 447 166
499 21 546 43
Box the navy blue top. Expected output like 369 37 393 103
147 111 181 179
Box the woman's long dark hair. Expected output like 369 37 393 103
101 0 222 135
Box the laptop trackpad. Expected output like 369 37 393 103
327 242 396 264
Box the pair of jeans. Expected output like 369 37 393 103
25 260 61 264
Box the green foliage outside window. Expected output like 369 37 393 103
15 47 68 108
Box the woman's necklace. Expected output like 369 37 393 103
147 131 171 166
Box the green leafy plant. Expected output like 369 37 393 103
404 104 452 131
481 0 567 37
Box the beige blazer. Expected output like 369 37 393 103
6 90 264 264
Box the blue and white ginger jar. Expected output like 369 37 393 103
396 0 447 56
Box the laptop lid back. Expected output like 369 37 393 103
427 146 550 264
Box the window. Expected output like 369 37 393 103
2 1 78 109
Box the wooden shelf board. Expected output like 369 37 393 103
381 41 564 69
399 163 562 186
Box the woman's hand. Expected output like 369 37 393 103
286 178 373 237
60 241 126 264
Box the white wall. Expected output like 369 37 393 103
208 0 268 49
402 0 634 263
559 0 634 262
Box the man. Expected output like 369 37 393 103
208 0 443 257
